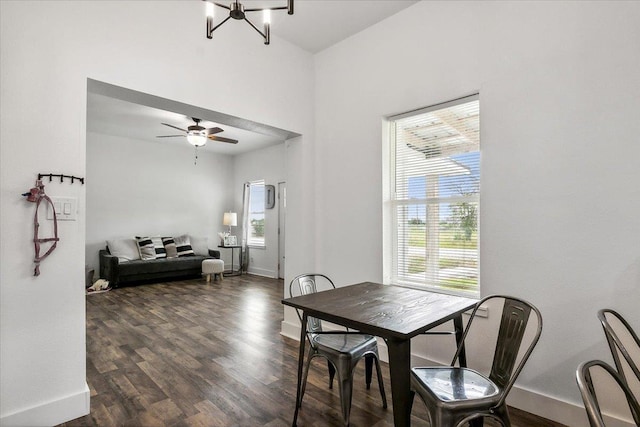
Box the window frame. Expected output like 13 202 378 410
383 94 480 297
246 180 266 248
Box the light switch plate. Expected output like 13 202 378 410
47 197 77 221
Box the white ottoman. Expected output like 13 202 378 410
202 259 224 282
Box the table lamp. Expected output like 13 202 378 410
223 212 237 235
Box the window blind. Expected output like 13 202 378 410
247 180 266 247
389 95 480 295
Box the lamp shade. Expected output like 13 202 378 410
223 212 237 227
187 132 207 147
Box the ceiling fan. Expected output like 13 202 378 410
157 117 239 147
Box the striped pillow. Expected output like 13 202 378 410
151 237 166 259
174 234 195 257
162 236 178 259
135 237 156 260
135 236 167 259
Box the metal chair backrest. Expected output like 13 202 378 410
451 295 543 407
289 274 336 335
577 360 640 427
598 309 640 398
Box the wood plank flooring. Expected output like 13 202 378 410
61 275 566 427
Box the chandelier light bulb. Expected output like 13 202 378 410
206 1 214 18
263 9 271 24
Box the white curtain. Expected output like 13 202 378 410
241 182 250 272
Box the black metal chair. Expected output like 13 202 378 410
289 274 387 426
598 309 640 399
576 360 640 427
409 295 543 427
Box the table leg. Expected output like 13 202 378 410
453 314 467 367
292 313 308 426
386 338 411 427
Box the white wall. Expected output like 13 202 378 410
85 132 233 274
309 2 640 426
233 143 286 278
0 1 315 424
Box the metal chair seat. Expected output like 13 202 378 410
311 333 377 353
411 367 500 403
409 295 543 427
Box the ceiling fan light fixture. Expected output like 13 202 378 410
204 0 293 45
187 131 207 147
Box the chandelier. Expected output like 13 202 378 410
204 0 294 45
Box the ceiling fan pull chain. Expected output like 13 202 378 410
194 146 198 165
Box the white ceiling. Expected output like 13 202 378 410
87 93 289 156
87 1 418 156
253 0 418 53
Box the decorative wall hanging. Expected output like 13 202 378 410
22 173 84 276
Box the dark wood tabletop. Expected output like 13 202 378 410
282 281 478 427
282 281 477 340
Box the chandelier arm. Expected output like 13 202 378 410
213 2 230 10
208 15 232 38
244 17 267 39
244 6 288 12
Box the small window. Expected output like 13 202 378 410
247 180 266 247
385 95 480 296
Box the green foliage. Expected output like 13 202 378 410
407 256 426 274
251 218 265 237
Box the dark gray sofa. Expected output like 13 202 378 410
99 248 220 286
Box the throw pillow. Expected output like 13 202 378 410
174 234 195 257
135 236 167 259
136 237 157 260
162 236 178 259
106 238 140 262
151 237 167 259
189 235 209 257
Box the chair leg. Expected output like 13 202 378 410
374 355 387 408
299 349 315 408
328 360 336 389
365 354 373 389
337 370 354 426
493 403 511 427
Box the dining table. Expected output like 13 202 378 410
281 281 478 427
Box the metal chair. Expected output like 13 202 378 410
289 274 387 426
598 309 640 399
409 295 543 427
576 360 640 427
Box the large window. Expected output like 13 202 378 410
386 95 480 296
247 180 266 247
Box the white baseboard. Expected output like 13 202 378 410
1 383 90 427
280 320 633 427
246 267 276 278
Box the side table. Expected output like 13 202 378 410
217 245 243 276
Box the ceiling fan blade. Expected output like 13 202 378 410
161 123 187 132
208 135 238 144
156 135 185 138
206 127 224 135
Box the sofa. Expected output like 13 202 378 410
99 235 220 286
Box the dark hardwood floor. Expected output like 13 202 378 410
61 275 566 426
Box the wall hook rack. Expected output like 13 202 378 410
38 173 85 185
